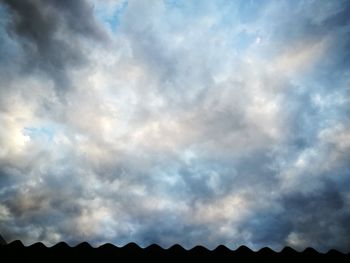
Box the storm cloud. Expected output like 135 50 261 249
0 0 349 253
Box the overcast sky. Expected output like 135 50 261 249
0 0 350 252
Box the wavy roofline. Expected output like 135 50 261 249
2 240 348 255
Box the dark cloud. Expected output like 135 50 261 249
0 0 106 95
281 184 350 252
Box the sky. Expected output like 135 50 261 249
0 0 350 252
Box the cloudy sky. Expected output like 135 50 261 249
0 0 350 252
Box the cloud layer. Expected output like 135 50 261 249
0 0 349 252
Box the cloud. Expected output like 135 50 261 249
0 0 349 253
0 0 107 95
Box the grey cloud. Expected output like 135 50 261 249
0 0 106 95
236 184 350 252
281 185 350 252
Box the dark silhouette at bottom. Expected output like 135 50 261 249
0 238 349 261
